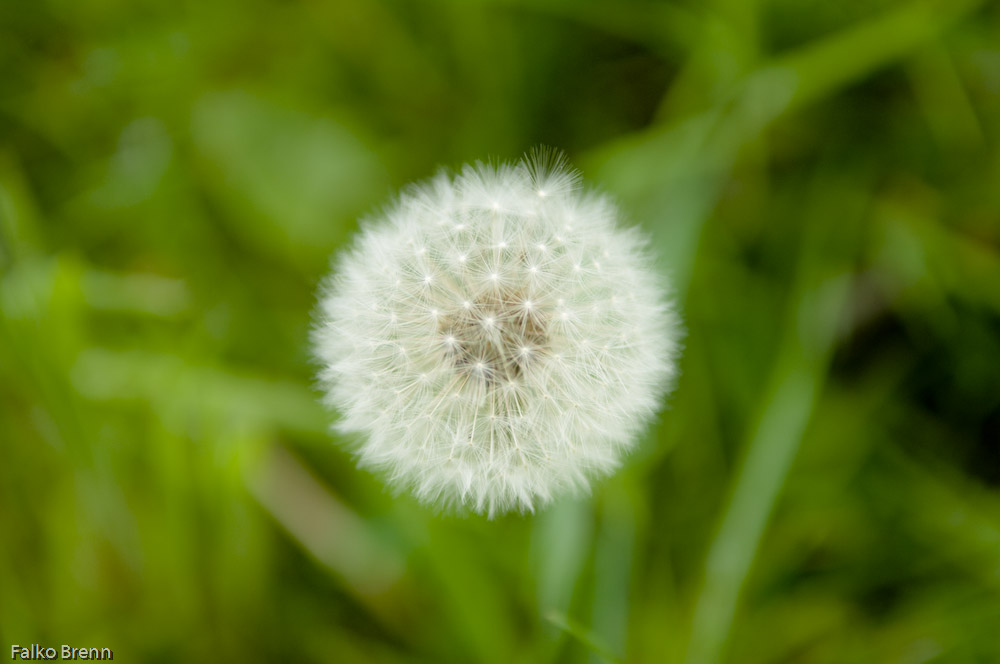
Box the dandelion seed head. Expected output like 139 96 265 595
314 149 680 516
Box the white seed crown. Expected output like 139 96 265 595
314 151 679 515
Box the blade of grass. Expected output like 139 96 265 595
545 610 624 664
684 173 867 664
246 445 405 597
583 0 985 297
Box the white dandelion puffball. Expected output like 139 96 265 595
314 152 678 516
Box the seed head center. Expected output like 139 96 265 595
439 288 549 386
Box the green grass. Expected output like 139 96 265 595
3 0 1000 661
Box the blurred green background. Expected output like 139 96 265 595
3 0 1000 662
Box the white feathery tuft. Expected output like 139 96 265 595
314 150 680 516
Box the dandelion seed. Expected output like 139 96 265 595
314 149 680 516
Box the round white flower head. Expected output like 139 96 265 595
315 151 678 516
